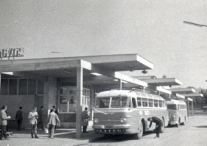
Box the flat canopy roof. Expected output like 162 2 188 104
176 93 185 99
0 54 153 72
182 93 203 97
134 77 182 86
169 88 195 93
157 86 172 95
0 54 152 87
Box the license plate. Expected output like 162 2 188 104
105 125 113 129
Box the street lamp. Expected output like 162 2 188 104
183 21 207 27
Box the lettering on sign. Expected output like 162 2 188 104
0 48 24 59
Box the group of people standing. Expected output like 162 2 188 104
28 106 60 139
0 105 90 140
0 105 61 140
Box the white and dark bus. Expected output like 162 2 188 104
92 89 169 139
167 99 187 127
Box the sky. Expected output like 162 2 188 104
1 0 207 88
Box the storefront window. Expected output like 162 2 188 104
59 86 90 113
9 79 17 95
1 79 8 95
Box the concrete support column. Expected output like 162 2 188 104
0 73 1 94
119 79 122 90
191 100 194 116
90 87 94 121
186 98 190 117
43 77 57 111
76 66 83 138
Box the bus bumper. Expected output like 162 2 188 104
93 124 133 134
93 124 131 129
169 121 178 125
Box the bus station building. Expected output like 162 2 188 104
0 54 154 138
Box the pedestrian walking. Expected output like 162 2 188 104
28 107 39 138
50 106 58 129
38 106 45 130
15 106 23 131
52 106 58 115
148 117 162 138
0 106 11 140
47 109 60 139
82 107 89 133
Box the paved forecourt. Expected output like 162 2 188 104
1 111 207 146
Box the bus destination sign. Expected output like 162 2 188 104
0 48 24 59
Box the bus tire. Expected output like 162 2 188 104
160 118 165 133
176 118 180 127
135 121 143 140
181 116 186 125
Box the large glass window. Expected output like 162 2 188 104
28 79 36 94
162 101 166 107
19 79 27 95
142 98 148 107
37 80 44 94
1 78 43 95
111 96 129 108
167 104 177 110
132 98 137 108
9 79 17 95
159 100 163 107
95 97 110 108
149 99 153 107
59 86 90 113
137 97 142 107
154 100 158 107
1 79 8 95
180 104 187 109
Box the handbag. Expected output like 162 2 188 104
44 127 48 133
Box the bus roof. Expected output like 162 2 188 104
96 90 164 100
166 99 186 105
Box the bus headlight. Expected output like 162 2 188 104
120 118 126 123
94 118 99 123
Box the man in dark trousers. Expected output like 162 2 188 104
38 106 45 130
148 117 162 138
82 107 89 133
15 106 23 131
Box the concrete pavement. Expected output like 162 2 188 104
0 126 102 146
1 109 207 146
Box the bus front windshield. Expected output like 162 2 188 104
95 96 129 108
167 104 177 110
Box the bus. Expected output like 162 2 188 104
166 99 187 127
92 89 169 139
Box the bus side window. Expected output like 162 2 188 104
154 100 158 107
177 105 180 110
149 99 153 107
142 98 148 107
99 100 104 108
159 100 162 107
162 101 166 107
132 98 137 108
137 97 142 107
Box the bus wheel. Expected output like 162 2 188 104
160 118 165 133
181 117 186 125
176 118 180 127
135 122 143 139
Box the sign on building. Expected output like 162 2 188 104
0 48 24 59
